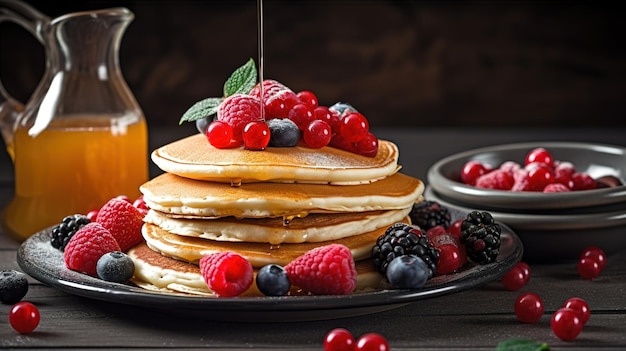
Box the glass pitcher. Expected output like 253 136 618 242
0 0 148 241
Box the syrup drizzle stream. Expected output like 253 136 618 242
257 0 265 120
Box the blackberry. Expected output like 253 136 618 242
460 211 501 265
409 200 451 231
372 223 439 279
50 214 91 251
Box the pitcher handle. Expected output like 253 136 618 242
0 0 50 159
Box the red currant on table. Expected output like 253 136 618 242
356 332 389 351
578 257 601 279
206 120 234 149
580 246 606 271
525 147 554 166
339 112 369 142
460 160 490 186
515 292 544 323
551 307 583 341
303 120 332 148
9 301 40 334
324 328 355 351
501 263 529 291
563 297 590 325
242 121 270 151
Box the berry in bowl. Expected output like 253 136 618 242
427 141 626 211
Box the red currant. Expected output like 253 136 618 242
563 297 590 325
551 307 583 341
206 120 234 149
86 209 99 222
449 219 463 238
303 120 332 148
324 328 355 351
501 265 527 291
353 132 378 157
242 121 270 151
296 90 318 109
265 92 299 119
526 163 554 191
525 147 554 167
554 161 575 185
578 257 601 279
339 112 369 143
460 160 490 186
9 301 40 334
580 246 606 271
355 333 389 351
288 103 315 130
314 106 339 130
569 172 597 190
515 292 544 323
516 261 531 282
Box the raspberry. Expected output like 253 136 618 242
543 183 570 193
96 197 145 252
250 79 298 119
64 222 121 276
285 244 357 295
475 169 514 190
199 252 253 297
217 93 263 143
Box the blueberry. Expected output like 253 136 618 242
0 270 29 304
328 102 358 118
267 118 300 147
96 251 135 283
255 264 291 296
386 255 429 289
195 116 213 134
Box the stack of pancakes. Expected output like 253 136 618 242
128 133 424 296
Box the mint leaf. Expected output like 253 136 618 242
495 339 549 351
223 58 258 97
178 97 222 124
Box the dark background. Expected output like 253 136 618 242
1 0 624 131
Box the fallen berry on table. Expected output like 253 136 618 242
580 246 606 271
551 307 583 341
563 297 590 325
324 328 355 351
501 262 530 291
0 270 29 304
355 332 389 351
515 292 544 323
577 257 601 280
199 252 253 297
9 301 40 334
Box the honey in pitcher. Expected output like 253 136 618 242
1 114 148 241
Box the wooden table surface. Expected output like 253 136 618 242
1 126 625 350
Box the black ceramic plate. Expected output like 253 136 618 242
18 216 522 322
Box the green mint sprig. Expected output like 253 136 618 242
495 339 550 351
179 58 258 125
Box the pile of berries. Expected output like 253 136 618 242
324 328 389 351
184 60 378 156
460 147 600 192
51 195 147 282
199 243 357 297
577 246 606 280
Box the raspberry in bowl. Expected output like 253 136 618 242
425 142 626 262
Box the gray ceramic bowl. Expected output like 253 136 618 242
425 187 626 262
427 141 626 211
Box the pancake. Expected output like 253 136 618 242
128 242 390 297
143 207 412 244
140 172 424 218
142 217 409 267
151 133 400 184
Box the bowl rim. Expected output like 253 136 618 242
427 141 626 210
